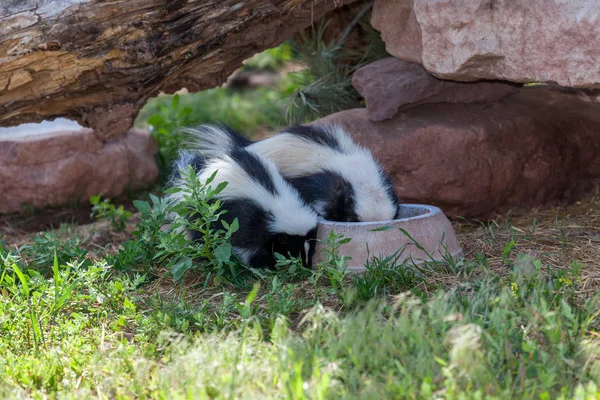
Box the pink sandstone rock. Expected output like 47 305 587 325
0 128 158 214
352 57 519 121
372 0 600 88
316 86 600 219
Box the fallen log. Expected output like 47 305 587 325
0 0 358 140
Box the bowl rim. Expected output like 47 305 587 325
316 204 443 227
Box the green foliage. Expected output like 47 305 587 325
311 230 351 302
1 209 600 398
89 195 133 231
353 248 424 302
0 248 152 396
158 166 241 282
137 89 287 178
18 230 89 275
284 22 359 125
140 94 198 178
284 5 389 125
110 166 246 284
107 193 169 274
242 41 294 71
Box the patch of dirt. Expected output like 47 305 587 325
456 193 600 294
0 190 152 247
0 206 95 245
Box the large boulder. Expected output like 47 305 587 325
352 57 520 121
371 0 600 88
317 86 600 219
0 126 158 214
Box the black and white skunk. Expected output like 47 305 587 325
166 146 318 269
181 124 401 223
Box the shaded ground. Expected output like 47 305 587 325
457 193 600 294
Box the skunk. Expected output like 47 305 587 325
166 146 318 269
181 124 401 222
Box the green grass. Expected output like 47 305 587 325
135 87 290 180
2 205 600 399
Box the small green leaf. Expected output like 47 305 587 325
149 193 161 205
162 187 182 195
229 218 239 234
214 181 229 194
133 200 151 214
214 244 232 263
171 257 193 281
205 170 218 186
52 250 60 285
171 94 180 109
398 228 426 251
89 195 101 205
12 263 29 297
244 283 260 307
55 283 77 312
369 225 394 232
147 114 165 127
433 357 448 366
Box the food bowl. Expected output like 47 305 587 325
313 204 462 274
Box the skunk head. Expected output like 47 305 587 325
249 124 401 222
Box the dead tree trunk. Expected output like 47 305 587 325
0 0 358 140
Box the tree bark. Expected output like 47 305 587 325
0 0 358 140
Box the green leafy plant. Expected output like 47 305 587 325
284 21 359 125
108 193 171 274
19 231 89 275
158 166 241 282
310 230 351 302
353 247 423 302
115 166 243 283
89 195 133 231
144 95 198 176
242 42 294 71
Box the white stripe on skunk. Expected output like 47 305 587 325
182 123 400 223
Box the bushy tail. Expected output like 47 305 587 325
180 124 253 159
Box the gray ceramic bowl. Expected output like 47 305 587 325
313 204 462 274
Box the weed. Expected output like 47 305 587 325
555 217 569 254
503 238 517 266
89 195 133 231
19 230 89 274
242 42 294 71
353 249 423 302
312 230 351 302
143 94 199 178
528 217 538 240
107 193 169 275
158 166 242 282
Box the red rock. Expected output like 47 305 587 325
372 0 600 88
352 57 519 121
317 86 600 219
0 128 158 214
